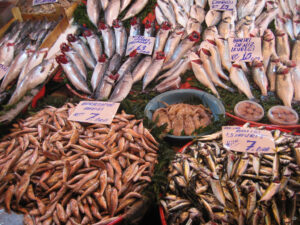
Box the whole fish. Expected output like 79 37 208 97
143 20 155 37
0 49 32 92
91 54 108 91
190 5 205 24
113 20 127 56
17 49 47 87
275 29 290 61
164 26 185 63
185 18 202 38
120 0 132 12
132 56 152 83
153 22 171 59
56 55 91 95
215 38 232 72
129 17 141 37
122 0 148 21
86 0 100 27
206 39 229 80
67 34 96 69
292 35 300 65
191 59 220 98
100 0 109 10
253 0 265 17
60 43 87 80
170 0 188 28
83 30 102 63
0 42 15 67
95 74 116 100
98 23 116 59
262 29 277 71
109 72 133 102
202 26 218 41
276 66 294 107
8 59 54 105
157 0 176 28
252 60 268 97
155 6 167 26
205 10 222 27
237 0 256 20
143 52 165 90
283 15 295 40
293 14 300 37
230 64 254 99
256 8 279 36
163 31 200 70
104 0 120 27
218 17 233 39
154 76 181 93
291 64 300 102
117 50 141 81
194 0 206 7
267 55 280 92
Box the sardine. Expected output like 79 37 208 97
122 0 148 21
91 54 108 92
98 23 116 59
109 72 133 102
86 0 100 27
252 60 268 97
132 56 152 83
113 20 127 57
276 67 294 107
83 30 103 62
104 0 120 27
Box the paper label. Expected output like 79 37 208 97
68 101 120 124
210 0 236 11
33 0 58 6
126 35 155 56
222 126 275 154
229 37 262 62
0 64 8 81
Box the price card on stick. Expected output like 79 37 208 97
210 0 236 11
126 35 155 56
229 37 262 62
68 101 120 124
222 126 275 154
0 64 8 81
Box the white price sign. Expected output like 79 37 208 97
229 37 262 62
210 0 236 11
126 35 155 56
33 0 58 6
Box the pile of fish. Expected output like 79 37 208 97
0 20 59 106
161 125 300 224
0 103 159 224
152 103 212 136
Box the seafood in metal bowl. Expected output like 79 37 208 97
152 103 212 136
0 103 159 225
161 124 300 225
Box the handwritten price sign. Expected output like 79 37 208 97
33 0 57 6
229 37 262 62
0 64 8 81
68 101 120 124
126 35 155 56
210 0 236 11
222 126 275 154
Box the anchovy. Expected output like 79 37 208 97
113 20 127 57
109 72 133 102
122 0 148 21
91 55 108 92
104 0 120 27
98 23 116 59
132 56 152 83
83 30 102 62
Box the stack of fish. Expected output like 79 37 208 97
0 20 59 106
161 125 300 224
0 103 159 225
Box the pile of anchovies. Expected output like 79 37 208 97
0 103 159 225
161 126 300 225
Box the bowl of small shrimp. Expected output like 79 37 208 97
144 89 225 141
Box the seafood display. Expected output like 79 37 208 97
0 103 159 224
268 105 299 125
161 125 300 224
152 103 212 136
234 100 264 122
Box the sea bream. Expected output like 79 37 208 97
67 34 96 69
122 0 149 21
8 59 54 105
276 66 294 108
153 22 171 59
262 29 277 71
104 0 120 27
275 29 290 60
252 60 268 97
86 0 100 27
113 20 128 56
98 23 116 59
91 54 108 92
56 55 91 95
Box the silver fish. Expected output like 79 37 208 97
291 64 300 102
292 35 300 65
191 59 220 98
143 20 155 37
122 0 148 21
157 0 176 27
155 6 167 26
153 22 171 59
117 50 141 81
190 5 205 24
0 49 32 92
218 17 233 39
163 31 200 70
170 0 188 28
132 56 152 83
0 42 14 67
142 52 165 90
164 26 185 63
253 0 266 17
267 55 280 92
107 53 122 73
276 66 294 107
91 54 108 91
98 23 116 59
8 59 54 105
120 0 132 12
95 74 116 100
275 29 290 61
230 64 254 99
237 0 256 20
293 14 300 37
60 43 87 80
83 30 102 62
113 20 127 56
104 0 120 27
154 76 181 93
252 60 268 97
86 0 100 27
109 72 133 102
215 38 232 72
262 29 277 71
129 17 141 37
283 15 295 40
194 0 207 7
67 34 96 68
56 55 91 95
200 48 234 92
202 26 218 41
100 0 109 10
185 18 202 39
205 10 222 27
256 8 279 35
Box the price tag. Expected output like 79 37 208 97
0 64 8 81
68 101 120 124
210 0 236 11
33 0 58 6
222 126 275 154
229 37 262 62
126 35 155 56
